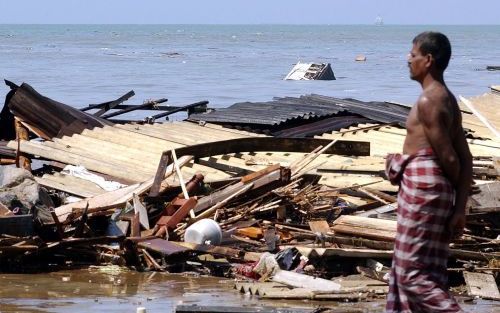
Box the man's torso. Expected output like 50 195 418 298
403 83 461 155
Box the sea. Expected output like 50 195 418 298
1 25 500 313
1 24 499 119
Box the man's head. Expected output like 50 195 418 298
408 31 451 81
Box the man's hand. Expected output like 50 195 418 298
448 210 466 238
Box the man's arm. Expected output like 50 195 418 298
417 97 460 186
448 124 473 236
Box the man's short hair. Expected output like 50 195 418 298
413 31 451 71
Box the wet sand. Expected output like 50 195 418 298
0 266 496 313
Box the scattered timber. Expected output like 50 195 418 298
0 82 498 309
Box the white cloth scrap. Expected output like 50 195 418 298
61 165 126 191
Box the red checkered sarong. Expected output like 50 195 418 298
385 148 463 313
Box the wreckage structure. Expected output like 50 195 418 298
0 81 499 310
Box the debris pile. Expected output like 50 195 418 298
0 81 499 305
284 62 335 81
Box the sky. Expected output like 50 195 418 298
0 0 499 25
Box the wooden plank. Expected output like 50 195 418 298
35 176 99 198
175 305 316 313
319 175 398 193
92 90 135 116
289 246 394 259
130 212 141 237
241 164 280 183
355 203 397 218
272 270 341 292
41 171 116 196
164 197 197 229
259 288 367 301
14 119 31 170
264 228 278 251
54 155 192 222
138 238 190 256
236 227 263 239
192 183 253 222
146 100 209 122
361 187 397 203
331 215 397 241
101 98 167 119
308 220 331 235
175 138 370 159
149 152 171 197
175 241 240 257
193 169 283 214
133 193 150 230
463 272 500 300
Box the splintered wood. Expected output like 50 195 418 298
332 215 397 241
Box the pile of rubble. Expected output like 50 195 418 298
0 82 499 305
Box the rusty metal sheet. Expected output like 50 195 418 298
137 238 190 256
5 82 112 140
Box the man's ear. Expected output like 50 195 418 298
425 54 434 68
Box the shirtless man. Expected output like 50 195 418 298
385 32 472 312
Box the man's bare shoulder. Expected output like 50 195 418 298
417 86 450 114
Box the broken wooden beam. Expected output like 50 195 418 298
145 100 208 122
331 215 397 242
175 137 370 159
101 98 168 119
89 90 135 116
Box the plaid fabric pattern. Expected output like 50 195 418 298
385 148 463 313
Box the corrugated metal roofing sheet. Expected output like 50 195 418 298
189 94 409 127
9 122 266 185
273 116 372 138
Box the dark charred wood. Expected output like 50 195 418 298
100 98 168 119
172 137 370 160
82 90 135 112
89 90 135 116
145 101 208 122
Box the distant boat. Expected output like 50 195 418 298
374 15 384 26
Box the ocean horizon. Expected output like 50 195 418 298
1 24 499 119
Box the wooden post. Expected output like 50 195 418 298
170 149 195 219
14 119 31 171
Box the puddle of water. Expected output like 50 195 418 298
0 266 496 313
